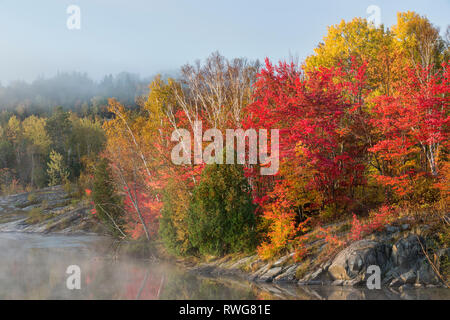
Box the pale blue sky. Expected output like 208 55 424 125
0 0 449 83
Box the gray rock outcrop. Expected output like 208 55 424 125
312 235 443 287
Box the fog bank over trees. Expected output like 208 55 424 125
0 71 175 117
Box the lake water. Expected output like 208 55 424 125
0 232 448 300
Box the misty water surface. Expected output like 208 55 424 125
0 232 449 300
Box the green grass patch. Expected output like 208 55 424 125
26 207 47 224
295 259 311 280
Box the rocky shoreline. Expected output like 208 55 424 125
1 187 448 291
0 186 100 235
190 227 449 290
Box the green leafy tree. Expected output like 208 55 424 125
92 159 126 238
68 116 106 178
45 106 72 157
188 163 257 256
0 140 14 169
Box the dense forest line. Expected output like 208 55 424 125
0 12 449 272
0 106 104 193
